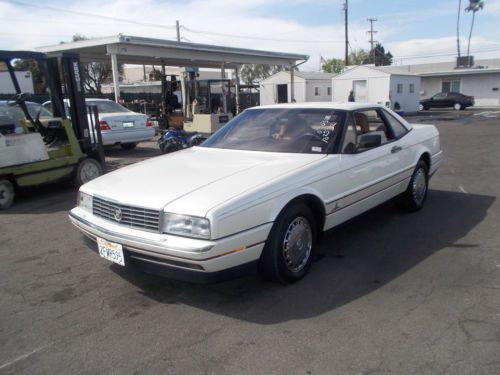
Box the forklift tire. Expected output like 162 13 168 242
0 179 15 210
120 143 137 150
73 158 103 187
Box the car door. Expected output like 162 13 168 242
323 108 413 229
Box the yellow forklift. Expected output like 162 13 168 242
0 50 105 209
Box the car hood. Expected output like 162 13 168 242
81 147 326 215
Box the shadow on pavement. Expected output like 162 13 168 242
112 189 494 324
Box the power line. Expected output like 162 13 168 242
0 0 176 30
181 26 344 44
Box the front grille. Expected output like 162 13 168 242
93 196 160 232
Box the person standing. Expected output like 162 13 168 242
348 90 355 102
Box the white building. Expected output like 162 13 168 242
384 59 500 107
0 71 34 94
332 65 421 112
259 71 336 105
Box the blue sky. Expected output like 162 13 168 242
0 0 499 70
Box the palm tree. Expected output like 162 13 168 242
465 0 485 62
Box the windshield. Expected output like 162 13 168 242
202 108 345 154
86 100 130 113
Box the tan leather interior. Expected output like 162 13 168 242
354 112 369 133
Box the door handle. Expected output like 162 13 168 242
391 145 403 153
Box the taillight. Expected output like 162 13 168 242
99 121 111 131
146 120 152 127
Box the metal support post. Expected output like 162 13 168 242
235 66 241 114
110 53 120 102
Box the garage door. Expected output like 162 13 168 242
353 80 368 102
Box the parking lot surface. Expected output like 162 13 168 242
1 109 499 374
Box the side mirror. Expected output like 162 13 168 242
357 133 382 151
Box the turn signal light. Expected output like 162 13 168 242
99 121 111 131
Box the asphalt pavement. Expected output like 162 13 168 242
0 109 499 374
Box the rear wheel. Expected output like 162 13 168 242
0 179 15 210
120 143 137 150
74 158 103 187
453 103 462 111
259 203 317 283
398 160 429 212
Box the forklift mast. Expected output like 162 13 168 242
0 50 105 167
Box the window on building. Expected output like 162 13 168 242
314 87 321 96
327 87 332 96
396 83 403 94
409 83 415 93
442 79 461 93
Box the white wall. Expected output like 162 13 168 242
0 71 34 94
259 71 307 105
421 73 500 106
305 80 333 102
389 75 421 112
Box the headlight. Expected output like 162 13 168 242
77 191 93 212
162 213 210 239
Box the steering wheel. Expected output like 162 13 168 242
296 132 328 153
7 92 30 106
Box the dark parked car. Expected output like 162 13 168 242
419 92 474 111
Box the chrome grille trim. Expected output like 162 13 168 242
92 196 160 232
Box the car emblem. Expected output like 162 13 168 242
114 208 123 222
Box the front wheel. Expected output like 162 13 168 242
73 158 103 187
398 160 429 212
259 203 317 283
0 179 15 210
453 103 462 111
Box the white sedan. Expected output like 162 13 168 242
69 103 443 283
43 99 155 149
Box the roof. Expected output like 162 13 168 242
36 34 308 68
333 65 418 80
255 102 388 111
417 68 500 77
295 71 337 80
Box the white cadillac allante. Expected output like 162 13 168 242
69 103 443 283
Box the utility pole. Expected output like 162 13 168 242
176 20 181 42
344 1 349 66
367 18 378 65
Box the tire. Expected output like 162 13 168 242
453 103 462 111
73 158 103 187
162 143 179 154
259 203 317 283
398 160 429 212
120 143 137 150
0 179 15 210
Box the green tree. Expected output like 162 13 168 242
348 49 369 65
465 0 484 60
363 43 393 66
321 58 344 74
240 64 291 85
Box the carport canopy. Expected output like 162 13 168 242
36 34 309 103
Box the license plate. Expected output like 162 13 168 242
122 121 134 128
97 238 125 266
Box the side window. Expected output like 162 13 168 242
380 109 409 139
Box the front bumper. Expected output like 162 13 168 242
69 208 270 282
